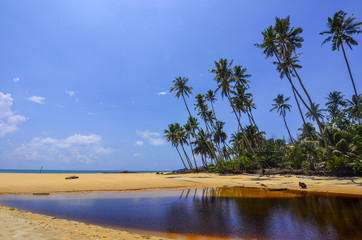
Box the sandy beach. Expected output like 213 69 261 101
0 172 361 239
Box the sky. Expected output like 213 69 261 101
0 0 361 171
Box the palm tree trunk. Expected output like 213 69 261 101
341 44 361 123
188 136 198 171
226 92 262 169
180 142 193 169
276 49 328 147
182 94 218 162
176 147 188 170
292 86 306 125
289 63 329 147
274 52 308 126
282 114 294 144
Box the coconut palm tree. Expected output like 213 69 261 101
270 94 294 144
272 16 328 147
194 94 211 134
164 123 188 169
320 11 361 120
232 65 251 89
298 123 319 141
274 53 306 126
209 58 261 168
346 94 362 123
325 91 347 121
205 90 217 117
305 102 325 123
213 120 228 158
170 77 218 160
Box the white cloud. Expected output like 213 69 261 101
136 130 166 146
28 96 45 104
135 140 144 146
65 90 75 97
15 134 113 164
0 92 27 136
13 77 20 83
133 153 143 158
156 91 168 96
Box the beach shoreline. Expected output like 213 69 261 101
0 172 361 239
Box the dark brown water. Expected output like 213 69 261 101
0 188 361 240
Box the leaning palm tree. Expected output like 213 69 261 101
170 77 218 161
320 11 361 121
164 123 188 169
258 17 328 147
270 94 294 144
209 58 261 169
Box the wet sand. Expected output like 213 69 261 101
0 172 361 239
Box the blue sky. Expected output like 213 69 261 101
0 0 361 171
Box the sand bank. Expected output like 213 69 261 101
0 173 361 239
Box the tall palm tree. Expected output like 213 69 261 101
325 91 347 121
164 123 188 169
270 94 294 144
209 59 261 169
260 16 328 147
170 77 218 160
256 25 308 126
320 11 361 120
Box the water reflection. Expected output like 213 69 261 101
0 188 361 240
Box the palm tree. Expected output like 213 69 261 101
205 90 217 117
346 94 362 122
320 11 361 120
170 77 218 160
298 123 319 141
209 59 261 169
255 25 307 127
232 65 251 89
194 94 211 134
325 91 347 121
270 94 294 144
305 102 325 123
274 52 306 126
260 16 328 147
164 123 188 169
213 120 228 158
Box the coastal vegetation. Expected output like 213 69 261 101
164 11 362 176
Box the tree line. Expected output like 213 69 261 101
164 11 361 176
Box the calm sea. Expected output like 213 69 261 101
0 169 162 174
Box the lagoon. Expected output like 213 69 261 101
0 188 361 240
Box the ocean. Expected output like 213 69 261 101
0 169 162 174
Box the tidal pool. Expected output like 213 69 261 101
0 188 361 240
